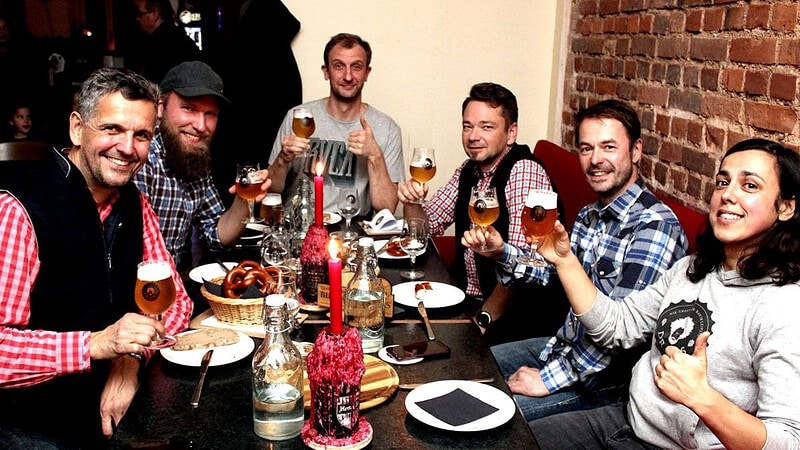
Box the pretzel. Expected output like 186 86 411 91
223 261 277 298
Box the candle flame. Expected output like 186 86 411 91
328 238 339 260
315 161 324 176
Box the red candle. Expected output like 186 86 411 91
327 239 342 334
314 161 324 226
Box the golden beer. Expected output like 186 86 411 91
292 108 315 138
410 161 437 184
135 261 176 315
469 197 500 228
521 189 559 243
236 178 264 201
260 193 283 225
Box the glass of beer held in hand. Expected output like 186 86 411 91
409 147 436 204
135 260 177 348
236 163 266 224
517 189 558 267
292 108 315 138
469 186 500 250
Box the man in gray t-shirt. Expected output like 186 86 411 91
267 33 404 215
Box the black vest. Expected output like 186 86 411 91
451 143 546 298
0 150 143 448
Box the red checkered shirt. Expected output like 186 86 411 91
0 192 193 387
424 151 552 299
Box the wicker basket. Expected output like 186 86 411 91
200 277 264 325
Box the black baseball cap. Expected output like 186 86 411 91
159 60 230 105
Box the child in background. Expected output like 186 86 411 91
2 100 36 141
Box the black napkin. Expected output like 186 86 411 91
202 279 263 298
415 387 499 427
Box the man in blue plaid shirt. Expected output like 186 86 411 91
462 99 688 421
135 61 270 270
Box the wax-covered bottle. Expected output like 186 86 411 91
252 295 304 440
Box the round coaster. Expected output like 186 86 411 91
302 417 373 450
378 345 423 365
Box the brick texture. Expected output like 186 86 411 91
563 0 800 212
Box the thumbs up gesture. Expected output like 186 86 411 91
348 115 380 160
654 331 713 408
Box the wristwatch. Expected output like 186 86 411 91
476 310 492 328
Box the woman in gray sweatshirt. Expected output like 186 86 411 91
530 138 800 449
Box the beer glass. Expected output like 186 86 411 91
409 147 436 204
517 189 558 267
260 193 283 226
468 186 500 250
135 260 177 348
399 218 430 280
337 187 360 240
292 108 315 138
236 163 265 224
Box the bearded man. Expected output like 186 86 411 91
134 61 270 271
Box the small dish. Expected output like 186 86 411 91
378 345 423 365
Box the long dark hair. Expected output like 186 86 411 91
688 138 800 285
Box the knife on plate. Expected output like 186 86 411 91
398 378 495 390
190 349 213 407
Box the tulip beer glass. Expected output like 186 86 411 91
517 189 558 267
236 163 265 224
399 218 430 280
409 147 436 204
468 186 500 250
292 108 315 138
135 260 177 348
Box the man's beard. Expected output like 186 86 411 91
162 126 212 181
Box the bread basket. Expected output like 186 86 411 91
200 276 264 325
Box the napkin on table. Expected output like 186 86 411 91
415 387 499 427
364 209 403 232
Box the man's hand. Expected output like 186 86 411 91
461 225 504 259
397 179 428 204
100 356 139 437
507 366 551 397
348 116 381 162
90 313 163 360
278 134 311 164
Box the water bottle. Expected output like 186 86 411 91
251 295 304 440
345 237 385 353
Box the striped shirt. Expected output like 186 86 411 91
134 132 225 268
425 149 552 299
0 192 193 387
497 177 688 392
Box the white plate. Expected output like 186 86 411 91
188 262 237 283
405 380 515 432
378 345 423 365
392 281 465 308
160 330 255 367
372 239 426 260
323 211 342 225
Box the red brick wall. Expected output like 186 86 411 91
562 0 799 211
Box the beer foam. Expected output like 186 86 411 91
263 193 282 206
137 261 171 281
524 189 558 209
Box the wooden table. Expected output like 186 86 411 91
111 226 539 449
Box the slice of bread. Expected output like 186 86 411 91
173 328 240 351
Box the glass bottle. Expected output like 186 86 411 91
251 295 304 440
345 237 385 353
